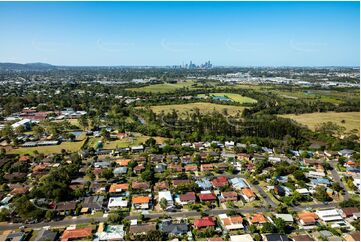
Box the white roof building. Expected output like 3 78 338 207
158 191 173 205
96 225 125 241
11 119 31 129
107 197 128 209
316 209 344 222
296 188 310 195
230 234 254 242
306 171 326 178
274 214 294 223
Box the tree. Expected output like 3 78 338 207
100 128 110 140
249 224 258 234
261 222 276 233
45 210 56 221
12 195 44 221
33 125 45 137
316 122 345 137
79 115 89 130
314 186 331 202
142 231 165 241
15 125 25 135
0 208 10 222
145 137 156 147
100 168 114 180
159 198 168 210
108 213 123 223
340 199 360 208
1 124 14 138
274 217 288 234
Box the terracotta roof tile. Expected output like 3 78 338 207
61 227 92 241
109 183 128 193
132 196 150 204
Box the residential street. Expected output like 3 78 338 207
330 160 350 200
0 202 340 232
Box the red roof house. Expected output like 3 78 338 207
194 217 215 229
199 192 217 202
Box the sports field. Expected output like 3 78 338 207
280 112 360 132
149 102 245 117
197 93 257 104
127 80 196 93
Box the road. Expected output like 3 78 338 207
330 160 350 200
0 217 108 231
0 202 340 232
253 184 277 208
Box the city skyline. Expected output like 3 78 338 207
0 1 359 67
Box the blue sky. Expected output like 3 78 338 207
0 1 359 66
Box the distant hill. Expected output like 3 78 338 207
0 62 56 71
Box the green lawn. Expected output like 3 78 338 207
126 80 197 93
8 139 87 155
279 112 360 132
149 102 245 117
197 93 257 104
88 134 168 149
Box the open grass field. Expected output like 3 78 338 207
88 134 168 149
149 102 245 117
280 112 360 132
197 93 257 104
52 118 80 127
126 80 197 93
269 89 359 105
7 139 87 155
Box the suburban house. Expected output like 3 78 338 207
176 192 196 205
60 227 93 241
132 181 151 191
196 178 213 190
339 207 360 219
133 164 145 174
344 232 360 241
211 176 229 188
297 212 319 229
132 196 151 210
158 191 174 207
159 219 189 236
230 177 248 190
241 188 256 202
81 196 105 212
185 164 198 172
218 191 238 202
199 191 217 203
154 181 169 192
107 197 128 210
316 209 346 227
218 214 244 231
262 233 290 241
129 223 157 236
115 159 131 166
95 224 125 241
291 234 314 241
34 228 58 241
109 183 129 194
303 159 324 172
247 213 268 225
194 217 216 229
168 163 183 172
56 201 77 215
200 164 214 172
